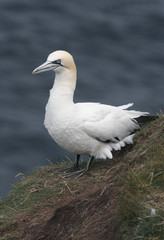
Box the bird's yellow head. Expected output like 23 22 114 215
32 50 76 75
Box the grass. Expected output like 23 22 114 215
0 114 164 239
117 115 164 240
0 165 68 238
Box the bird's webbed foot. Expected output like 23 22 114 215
63 156 94 178
64 167 88 178
59 163 80 173
59 155 80 173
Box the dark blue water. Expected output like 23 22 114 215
0 0 164 198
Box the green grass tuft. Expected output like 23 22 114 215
117 115 164 239
0 165 66 237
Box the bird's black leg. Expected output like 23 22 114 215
59 154 80 173
64 156 94 178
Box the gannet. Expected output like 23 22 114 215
33 50 148 177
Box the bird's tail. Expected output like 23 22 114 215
127 110 149 119
119 103 149 119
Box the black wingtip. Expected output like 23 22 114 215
136 115 159 125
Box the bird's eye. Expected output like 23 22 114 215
52 59 61 64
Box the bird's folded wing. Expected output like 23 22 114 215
75 102 148 142
83 108 140 142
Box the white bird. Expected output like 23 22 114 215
33 50 148 177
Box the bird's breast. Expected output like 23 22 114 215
44 101 87 153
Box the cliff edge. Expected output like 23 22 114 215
0 115 164 240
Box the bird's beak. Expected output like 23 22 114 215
32 61 58 74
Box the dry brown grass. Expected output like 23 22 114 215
0 115 164 240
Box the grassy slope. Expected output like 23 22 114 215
0 115 164 240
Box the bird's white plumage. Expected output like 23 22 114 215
33 50 148 160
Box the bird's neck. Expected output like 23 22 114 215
50 69 77 105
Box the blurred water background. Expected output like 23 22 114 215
0 0 164 198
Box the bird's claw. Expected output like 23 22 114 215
58 165 80 174
63 168 89 178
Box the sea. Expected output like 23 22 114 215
0 0 164 198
